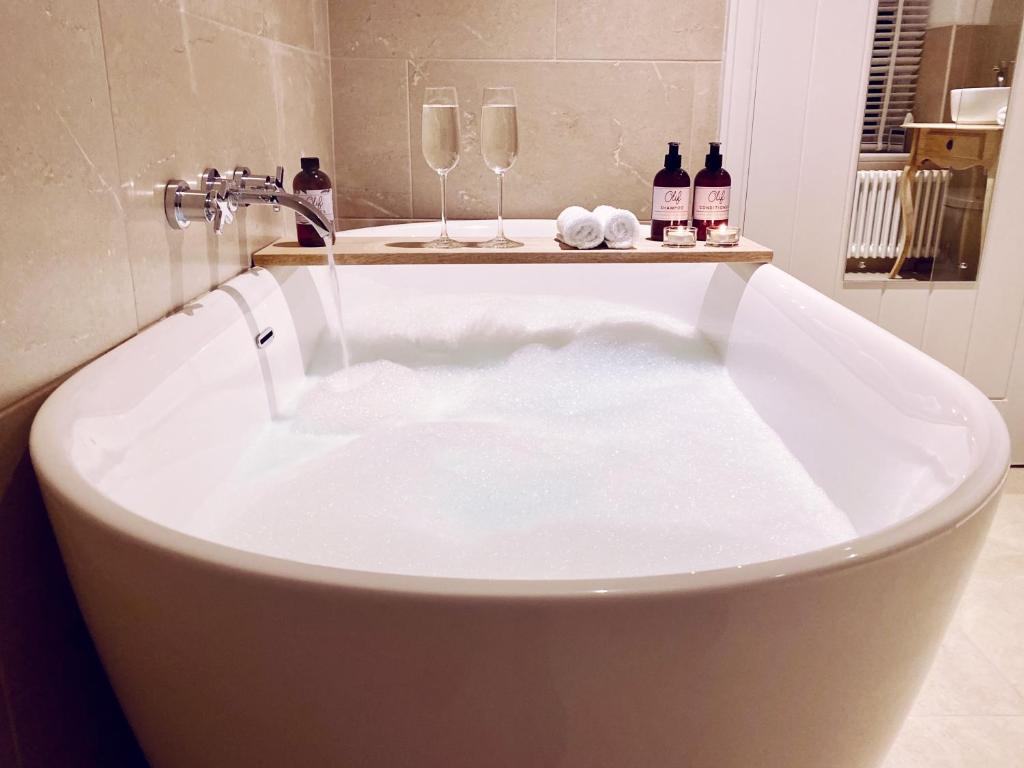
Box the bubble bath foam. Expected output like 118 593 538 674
189 295 854 580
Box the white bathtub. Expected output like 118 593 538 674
31 220 1009 768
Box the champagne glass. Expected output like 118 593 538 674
479 86 523 248
421 87 466 248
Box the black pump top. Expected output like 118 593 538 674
300 156 321 171
663 142 682 170
704 142 723 171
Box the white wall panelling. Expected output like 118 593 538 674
920 284 977 371
962 64 1024 398
723 0 1024 458
878 283 932 346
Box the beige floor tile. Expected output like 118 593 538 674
910 627 1024 716
1001 466 1024 495
882 716 1024 767
954 566 1024 693
951 490 1024 693
887 477 1024 764
989 484 1024 551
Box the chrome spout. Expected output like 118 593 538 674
230 189 335 244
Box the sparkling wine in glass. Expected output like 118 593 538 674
479 86 523 248
421 87 466 248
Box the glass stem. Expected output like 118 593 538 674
439 171 449 240
496 172 505 240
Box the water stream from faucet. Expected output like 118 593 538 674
325 239 350 369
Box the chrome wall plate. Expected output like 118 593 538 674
164 180 191 230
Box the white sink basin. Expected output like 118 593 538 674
950 86 1010 124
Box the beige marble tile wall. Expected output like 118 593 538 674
328 0 727 228
0 1 333 764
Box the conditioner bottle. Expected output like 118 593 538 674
692 142 731 241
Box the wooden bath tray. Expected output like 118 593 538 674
252 236 773 267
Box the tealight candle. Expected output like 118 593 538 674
706 224 741 247
663 225 697 247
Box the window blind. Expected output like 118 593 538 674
861 0 930 152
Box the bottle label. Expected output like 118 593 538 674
693 186 730 220
295 188 334 227
651 186 691 220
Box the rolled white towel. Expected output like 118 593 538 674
593 205 640 249
997 105 1008 126
556 205 604 249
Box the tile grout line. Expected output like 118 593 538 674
94 0 142 335
405 60 414 219
269 37 288 241
179 7 328 59
952 550 1024 703
956 623 1024 708
326 56 724 64
965 632 1024 703
324 0 340 225
553 0 558 60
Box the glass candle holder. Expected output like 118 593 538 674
663 225 697 247
706 224 741 247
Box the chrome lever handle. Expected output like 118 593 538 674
211 197 235 234
269 167 284 212
198 168 234 233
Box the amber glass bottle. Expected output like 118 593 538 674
650 142 691 241
292 157 334 247
692 142 731 241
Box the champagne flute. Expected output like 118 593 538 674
479 86 523 248
421 87 466 248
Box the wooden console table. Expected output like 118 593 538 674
890 122 1002 279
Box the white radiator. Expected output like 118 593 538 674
847 169 950 261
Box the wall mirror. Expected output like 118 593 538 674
846 0 1021 281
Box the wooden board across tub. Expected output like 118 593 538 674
252 235 773 267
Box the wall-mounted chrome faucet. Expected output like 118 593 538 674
164 166 335 243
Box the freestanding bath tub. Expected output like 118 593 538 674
31 220 1009 768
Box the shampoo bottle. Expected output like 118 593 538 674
650 142 690 242
292 156 334 247
692 142 731 241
